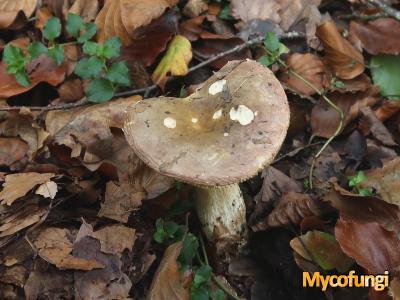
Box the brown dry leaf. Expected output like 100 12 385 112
359 158 400 206
34 6 52 30
0 54 67 98
98 181 143 223
316 20 365 79
230 0 281 24
183 0 208 18
69 0 99 22
279 0 321 31
324 184 400 233
92 224 136 256
0 203 47 237
311 86 380 138
349 18 400 55
35 180 58 199
0 138 28 167
0 265 28 287
390 277 400 300
179 16 206 41
335 219 400 274
279 53 330 96
253 192 331 231
0 172 54 205
34 227 104 270
290 230 353 272
147 241 190 300
0 0 38 29
360 106 397 146
152 35 192 88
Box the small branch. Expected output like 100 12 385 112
339 12 387 21
367 0 400 21
0 31 304 113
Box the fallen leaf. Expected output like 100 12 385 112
34 6 52 30
69 0 99 22
147 241 190 300
374 100 400 121
152 35 192 88
122 9 178 67
34 227 104 270
57 79 85 102
98 181 143 223
0 138 28 167
360 106 397 146
359 158 400 206
324 184 400 233
0 54 67 98
253 192 331 231
371 54 400 99
335 219 400 274
311 87 380 138
92 224 136 256
316 20 365 79
0 172 55 205
179 16 206 41
279 53 330 96
35 180 58 199
183 0 208 18
349 18 400 55
390 277 400 300
230 0 281 24
0 265 28 287
290 230 354 272
193 38 251 69
0 0 38 29
278 0 321 31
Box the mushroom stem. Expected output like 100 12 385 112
195 184 246 254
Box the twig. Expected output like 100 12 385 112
339 12 387 21
367 0 400 20
0 31 304 113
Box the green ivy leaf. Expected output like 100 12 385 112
28 42 48 60
74 56 104 79
106 61 131 86
15 70 30 87
3 44 26 74
154 219 166 243
82 41 101 56
66 13 84 38
358 188 373 197
77 22 97 43
103 37 122 59
86 78 114 103
48 44 64 65
264 32 280 53
43 17 62 40
258 55 273 67
371 54 400 100
348 171 368 188
192 266 212 289
177 233 198 268
190 285 211 300
211 289 225 300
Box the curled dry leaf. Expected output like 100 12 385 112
96 0 177 45
279 53 330 96
335 219 400 274
0 172 54 205
0 0 38 29
0 54 67 98
316 20 364 80
152 35 192 88
0 138 28 167
290 230 354 272
69 0 99 22
147 241 190 300
349 18 400 55
35 180 58 199
92 224 136 256
311 86 380 138
253 192 331 231
34 227 105 270
230 0 281 24
279 0 321 31
359 158 400 206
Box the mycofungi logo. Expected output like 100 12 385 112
303 271 389 291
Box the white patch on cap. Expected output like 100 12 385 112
213 109 223 120
229 105 255 126
191 118 198 123
208 79 226 95
163 117 176 129
224 132 229 137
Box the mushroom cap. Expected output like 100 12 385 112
124 60 290 186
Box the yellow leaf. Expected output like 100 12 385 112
152 35 192 89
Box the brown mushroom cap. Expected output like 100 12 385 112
124 60 290 186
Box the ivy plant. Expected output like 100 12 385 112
2 13 130 103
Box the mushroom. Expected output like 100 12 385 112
123 60 290 256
